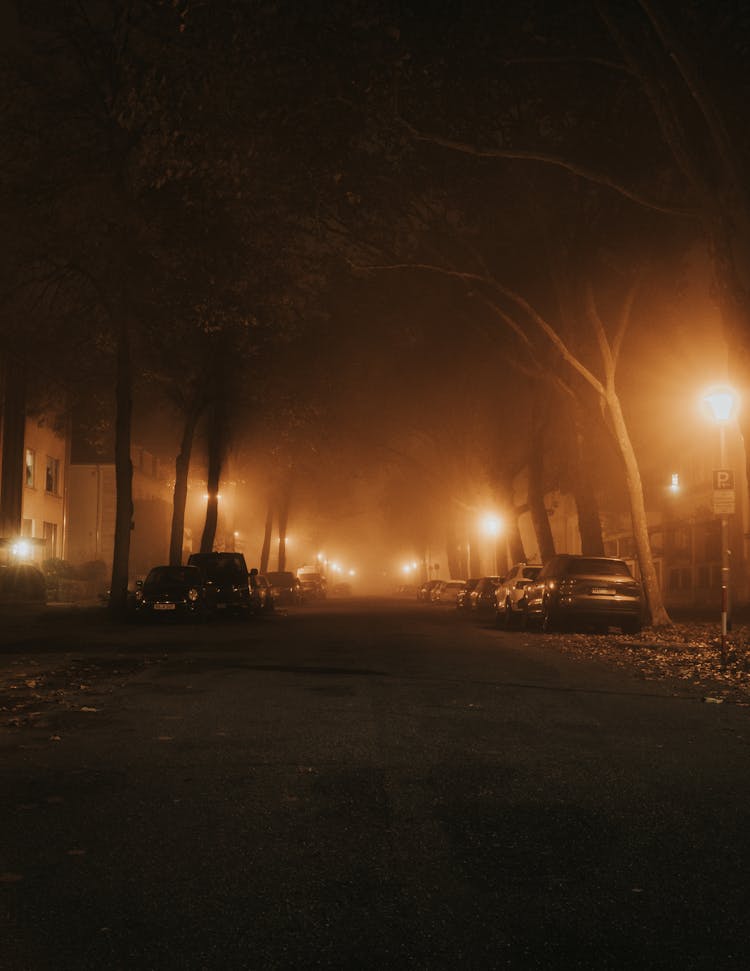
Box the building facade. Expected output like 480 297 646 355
66 446 173 581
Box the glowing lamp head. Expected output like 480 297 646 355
481 514 502 537
11 539 32 560
704 386 737 424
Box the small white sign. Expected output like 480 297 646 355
713 490 736 515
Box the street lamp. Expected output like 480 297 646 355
481 514 503 575
703 385 739 658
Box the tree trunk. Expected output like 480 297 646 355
169 400 202 565
200 401 224 554
468 523 482 576
109 322 133 618
572 409 605 556
607 391 670 626
259 500 273 574
446 515 462 578
492 475 527 567
527 445 556 563
506 509 527 565
277 488 290 571
0 354 26 543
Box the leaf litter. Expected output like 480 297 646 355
523 621 750 705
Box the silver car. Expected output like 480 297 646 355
523 554 644 634
494 562 542 628
431 579 467 604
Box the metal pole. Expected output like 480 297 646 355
720 424 730 659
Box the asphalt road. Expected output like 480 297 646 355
2 598 750 970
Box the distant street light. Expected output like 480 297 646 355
704 385 739 659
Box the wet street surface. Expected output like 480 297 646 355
2 598 750 969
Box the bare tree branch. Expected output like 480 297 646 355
354 259 607 397
637 0 743 192
398 116 694 217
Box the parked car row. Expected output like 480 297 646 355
134 553 323 622
417 554 645 634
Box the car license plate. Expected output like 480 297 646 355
591 587 615 596
154 603 176 611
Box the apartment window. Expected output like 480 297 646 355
25 448 35 487
43 521 58 559
45 456 60 495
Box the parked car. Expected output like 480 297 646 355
469 576 503 616
253 573 274 612
523 554 644 633
417 579 442 602
457 578 481 613
265 570 303 605
330 582 353 597
186 552 252 615
494 562 542 628
298 572 327 601
395 583 418 597
134 565 209 621
431 579 467 604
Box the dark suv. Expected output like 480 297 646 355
523 554 644 633
186 552 252 615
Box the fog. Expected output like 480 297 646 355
2 2 745 617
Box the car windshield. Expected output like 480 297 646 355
266 572 295 585
566 558 632 577
147 567 201 584
189 554 246 577
522 567 541 580
300 574 323 583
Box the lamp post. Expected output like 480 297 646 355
704 387 738 659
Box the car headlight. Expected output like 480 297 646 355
188 587 199 602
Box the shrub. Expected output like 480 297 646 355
0 564 47 603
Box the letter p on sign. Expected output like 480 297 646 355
713 469 735 489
